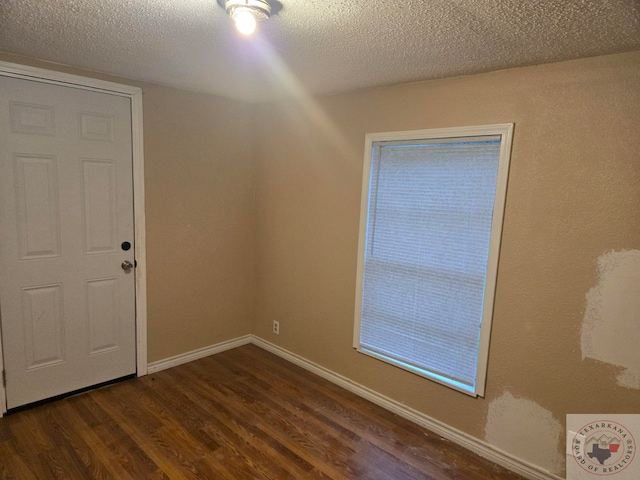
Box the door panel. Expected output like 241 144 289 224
86 277 119 354
0 75 136 409
82 159 118 254
21 283 65 369
14 154 61 259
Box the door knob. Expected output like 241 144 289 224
121 260 134 272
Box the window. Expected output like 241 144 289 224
353 124 513 397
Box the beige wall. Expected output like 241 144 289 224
0 52 256 363
142 84 255 361
2 48 640 477
253 51 640 476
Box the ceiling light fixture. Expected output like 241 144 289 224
225 0 271 36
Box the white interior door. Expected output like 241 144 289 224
0 75 137 409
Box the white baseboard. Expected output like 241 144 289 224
147 334 562 480
250 336 564 480
147 335 252 374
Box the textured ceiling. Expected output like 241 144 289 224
1 0 639 102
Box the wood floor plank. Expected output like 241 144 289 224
55 401 136 480
90 391 203 480
92 422 165 479
161 365 334 479
0 441 38 480
218 347 469 479
0 344 527 479
205 363 409 479
174 362 358 479
219 347 458 478
228 345 512 480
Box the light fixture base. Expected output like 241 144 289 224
225 0 271 21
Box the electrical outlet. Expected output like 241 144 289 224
272 320 280 335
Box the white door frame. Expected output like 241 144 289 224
0 61 148 416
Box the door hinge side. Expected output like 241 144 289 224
2 370 5 387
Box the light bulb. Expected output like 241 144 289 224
233 8 257 36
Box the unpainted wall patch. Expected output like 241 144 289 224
581 249 640 389
485 391 563 475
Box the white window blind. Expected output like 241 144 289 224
354 125 513 396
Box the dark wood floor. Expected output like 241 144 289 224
0 344 525 479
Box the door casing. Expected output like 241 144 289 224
0 61 148 416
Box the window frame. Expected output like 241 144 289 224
353 123 514 397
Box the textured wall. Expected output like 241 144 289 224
0 51 256 363
252 51 640 476
141 84 255 361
